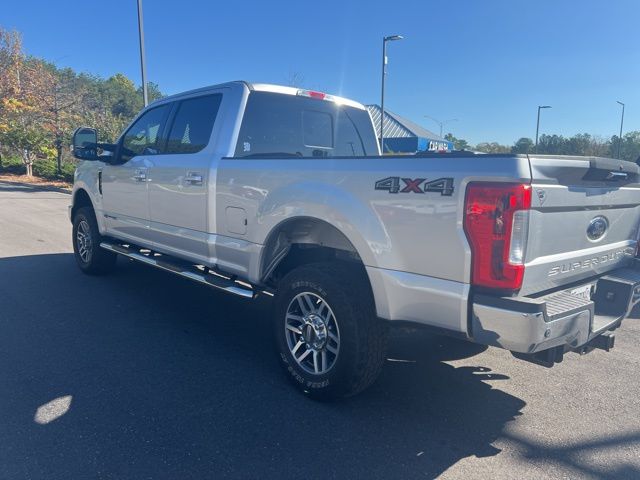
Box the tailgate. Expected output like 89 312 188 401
521 155 640 295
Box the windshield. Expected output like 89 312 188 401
234 91 379 158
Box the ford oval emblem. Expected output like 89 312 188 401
587 216 609 241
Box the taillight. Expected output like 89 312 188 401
296 89 334 101
464 182 532 291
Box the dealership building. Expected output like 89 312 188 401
366 105 454 154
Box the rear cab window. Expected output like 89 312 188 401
234 91 378 158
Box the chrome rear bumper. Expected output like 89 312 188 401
471 259 640 357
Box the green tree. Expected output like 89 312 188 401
530 133 613 158
474 142 510 154
0 32 55 176
444 133 470 150
83 108 129 144
0 27 23 167
610 132 640 162
140 81 164 103
536 134 567 155
102 73 142 118
512 137 534 154
0 26 166 179
1 121 50 175
37 63 85 174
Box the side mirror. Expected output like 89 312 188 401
72 127 99 160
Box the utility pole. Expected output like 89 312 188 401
137 0 149 107
380 35 403 154
616 101 625 159
535 105 551 153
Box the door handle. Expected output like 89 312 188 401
132 169 147 182
606 171 628 180
185 172 203 185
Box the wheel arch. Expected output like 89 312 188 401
71 188 94 220
260 216 367 285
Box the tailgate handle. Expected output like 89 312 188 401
606 171 628 180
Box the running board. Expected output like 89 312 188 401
100 242 256 299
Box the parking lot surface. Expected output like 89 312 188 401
0 181 638 479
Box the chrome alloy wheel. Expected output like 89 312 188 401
285 292 340 375
76 219 93 263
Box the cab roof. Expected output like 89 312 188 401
153 81 366 111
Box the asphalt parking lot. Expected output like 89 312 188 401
0 181 639 479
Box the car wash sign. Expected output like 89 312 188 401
427 139 452 152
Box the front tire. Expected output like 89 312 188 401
274 263 388 400
72 207 117 275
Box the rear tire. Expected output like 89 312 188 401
72 207 117 275
274 262 388 400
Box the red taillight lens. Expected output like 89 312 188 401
296 89 332 101
464 182 532 291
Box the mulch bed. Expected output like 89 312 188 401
0 173 72 192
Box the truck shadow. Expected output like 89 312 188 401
0 253 637 479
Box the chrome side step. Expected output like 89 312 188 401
100 242 256 299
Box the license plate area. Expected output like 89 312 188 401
570 284 593 302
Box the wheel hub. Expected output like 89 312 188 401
302 314 327 351
76 220 93 263
285 292 341 375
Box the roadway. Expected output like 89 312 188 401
0 181 638 479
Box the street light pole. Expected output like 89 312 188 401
380 35 403 154
424 115 458 138
616 101 625 159
535 105 551 153
137 0 149 107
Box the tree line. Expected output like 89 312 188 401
0 27 162 177
1 26 638 181
445 131 640 162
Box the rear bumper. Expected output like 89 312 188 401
471 259 640 355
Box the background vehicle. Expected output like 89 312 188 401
70 81 640 399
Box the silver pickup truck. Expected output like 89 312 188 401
70 81 640 399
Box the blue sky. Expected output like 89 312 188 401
4 0 638 144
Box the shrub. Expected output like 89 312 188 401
0 155 24 174
33 158 57 178
33 159 76 182
0 155 75 182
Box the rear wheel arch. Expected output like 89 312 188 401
260 217 369 286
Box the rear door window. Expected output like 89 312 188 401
235 92 377 158
165 94 222 154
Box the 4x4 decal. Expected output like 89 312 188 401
375 177 454 196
